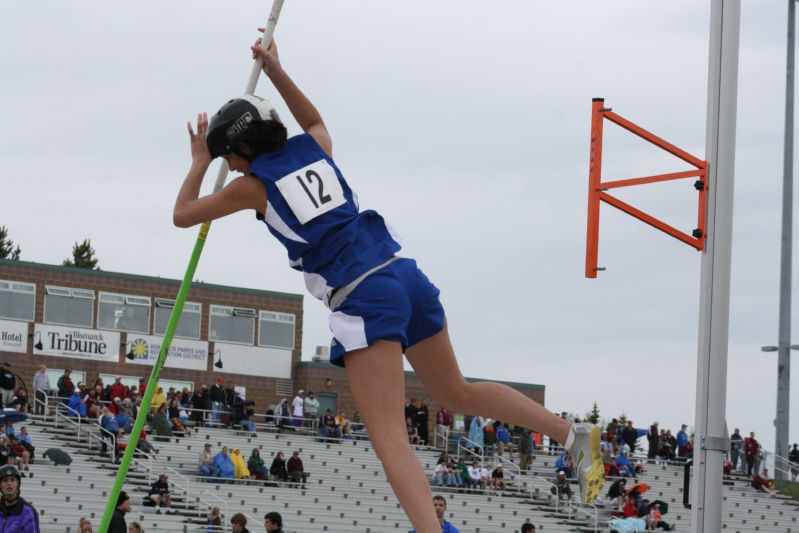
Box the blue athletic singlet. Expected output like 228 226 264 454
250 133 402 305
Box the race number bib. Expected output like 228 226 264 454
275 160 347 224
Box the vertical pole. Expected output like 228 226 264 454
691 1 740 532
585 98 605 278
776 0 795 482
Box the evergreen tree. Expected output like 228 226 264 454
0 226 21 260
63 239 99 270
586 402 601 424
618 412 628 427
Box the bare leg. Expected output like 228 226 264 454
405 321 571 443
345 340 440 533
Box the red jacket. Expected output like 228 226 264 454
744 437 759 457
109 383 128 401
436 409 453 427
287 456 304 473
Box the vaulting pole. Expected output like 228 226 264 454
97 3 284 530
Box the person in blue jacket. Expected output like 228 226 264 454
213 447 235 480
68 390 86 417
0 465 39 532
173 33 604 532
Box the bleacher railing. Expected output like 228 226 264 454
456 436 484 465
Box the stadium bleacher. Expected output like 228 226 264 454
17 406 799 532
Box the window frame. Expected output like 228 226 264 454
153 298 202 340
96 291 151 335
43 285 96 328
257 310 296 350
209 304 255 345
0 279 36 322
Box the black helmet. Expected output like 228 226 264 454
207 95 280 159
0 465 20 483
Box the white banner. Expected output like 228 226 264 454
34 324 120 362
0 319 28 354
214 342 292 379
126 334 208 371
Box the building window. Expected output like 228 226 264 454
209 305 255 345
0 280 35 322
97 292 151 334
154 299 201 339
44 286 95 328
258 311 295 350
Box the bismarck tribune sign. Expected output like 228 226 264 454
34 324 120 362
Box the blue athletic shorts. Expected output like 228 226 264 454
328 258 445 367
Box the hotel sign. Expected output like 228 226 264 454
0 320 27 354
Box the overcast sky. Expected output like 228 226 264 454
1 1 796 452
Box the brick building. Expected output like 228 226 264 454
0 258 545 434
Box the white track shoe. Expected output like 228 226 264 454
568 423 605 504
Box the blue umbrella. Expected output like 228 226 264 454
0 409 28 425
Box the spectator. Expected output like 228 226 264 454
263 512 283 533
303 392 319 429
292 390 304 428
730 428 743 472
554 451 574 478
198 443 220 478
676 425 690 458
276 399 292 430
212 447 235 480
417 399 430 445
467 416 485 454
152 403 173 438
231 394 256 435
552 470 573 501
647 422 659 460
32 366 50 416
68 389 86 417
521 523 536 533
519 428 535 473
230 513 250 533
8 437 29 473
0 363 15 408
128 522 143 533
658 430 675 460
0 464 37 532
10 388 28 414
270 451 288 482
205 507 222 532
57 369 75 403
248 448 269 481
167 398 188 435
620 420 638 454
319 409 341 440
607 478 627 511
287 451 309 488
99 407 122 456
456 459 476 490
17 427 32 449
467 461 484 490
479 462 492 490
615 449 635 478
79 517 93 532
407 417 421 445
752 468 776 494
496 423 513 460
148 474 171 513
109 490 130 533
191 386 207 427
433 461 453 487
744 432 760 476
411 495 459 533
223 381 236 426
115 406 133 435
109 377 127 403
435 406 453 448
789 443 799 481
209 379 225 424
341 420 354 440
151 388 166 414
491 464 506 491
230 448 251 480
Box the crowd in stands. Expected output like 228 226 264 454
195 442 312 488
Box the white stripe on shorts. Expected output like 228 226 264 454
329 311 368 352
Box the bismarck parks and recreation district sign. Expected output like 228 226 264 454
126 334 208 371
33 323 120 362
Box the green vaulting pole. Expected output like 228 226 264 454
98 2 284 531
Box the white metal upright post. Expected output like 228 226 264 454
691 1 740 531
